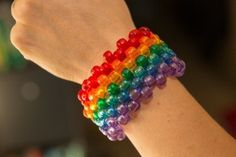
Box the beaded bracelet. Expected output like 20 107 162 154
77 27 186 141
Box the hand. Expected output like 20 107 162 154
11 0 135 83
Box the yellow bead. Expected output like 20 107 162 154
139 36 149 44
109 71 122 84
123 57 137 70
138 44 150 56
90 103 97 111
95 86 107 98
111 59 125 73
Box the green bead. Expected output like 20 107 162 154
136 55 149 67
150 44 163 55
122 68 134 80
93 111 99 120
148 53 162 65
97 98 108 109
134 66 146 78
108 83 120 95
119 80 131 91
106 95 119 107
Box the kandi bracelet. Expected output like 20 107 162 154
77 27 186 141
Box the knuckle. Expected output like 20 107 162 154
12 0 34 23
10 24 31 53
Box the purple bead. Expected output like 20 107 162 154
144 75 156 86
158 63 173 76
117 132 126 141
141 86 153 98
106 117 118 127
117 104 129 115
129 89 141 101
156 74 167 88
175 60 186 77
107 127 117 135
118 114 130 125
128 100 140 112
107 134 118 141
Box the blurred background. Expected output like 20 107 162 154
0 0 236 156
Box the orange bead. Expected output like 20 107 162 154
150 33 161 44
108 71 122 84
95 86 107 98
139 36 149 44
88 89 97 101
125 47 137 57
83 109 93 119
97 75 110 86
111 59 125 73
138 44 150 56
123 57 137 70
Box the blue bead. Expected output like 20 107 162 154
134 66 147 79
106 95 119 107
148 53 162 65
107 108 118 117
118 91 131 103
147 65 157 76
131 77 143 89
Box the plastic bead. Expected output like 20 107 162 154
103 50 115 63
129 89 141 101
111 59 125 73
148 53 162 65
131 77 143 89
123 57 137 70
118 91 130 103
129 29 142 39
101 62 113 75
97 98 109 109
122 68 134 81
97 75 110 86
107 108 117 117
109 71 122 84
114 49 126 61
106 95 119 107
150 44 163 55
108 83 120 95
119 80 132 91
128 37 140 48
116 38 129 50
134 66 146 78
128 100 140 112
95 86 107 98
125 47 137 57
138 44 150 56
78 90 89 102
136 55 149 67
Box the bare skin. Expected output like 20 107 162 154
11 0 236 156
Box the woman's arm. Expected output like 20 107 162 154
125 78 236 157
10 0 236 156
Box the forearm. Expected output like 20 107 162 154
124 78 236 157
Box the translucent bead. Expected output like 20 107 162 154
93 111 99 120
108 83 120 95
90 103 97 111
134 66 147 78
98 110 107 119
122 68 134 81
116 38 129 50
111 59 125 73
129 29 142 39
117 104 129 115
150 44 163 55
119 80 132 91
103 50 115 63
77 90 89 102
145 38 157 47
106 117 118 127
146 65 157 76
106 95 119 107
83 109 93 119
128 37 140 48
108 71 122 84
107 108 118 117
125 47 137 57
117 114 130 125
118 91 131 103
114 49 126 61
91 65 103 78
129 89 141 101
97 75 110 86
131 77 143 89
139 36 149 44
97 98 109 109
148 53 162 65
144 75 156 86
123 57 137 70
141 86 153 98
150 33 161 44
101 62 113 75
138 44 150 56
95 86 107 98
128 100 140 112
139 27 151 36
136 55 149 67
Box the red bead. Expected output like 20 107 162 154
129 29 142 39
103 50 115 63
114 49 126 61
101 62 113 75
91 65 102 78
78 90 89 102
139 27 151 36
82 79 92 91
116 38 129 50
128 37 140 48
88 76 99 88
